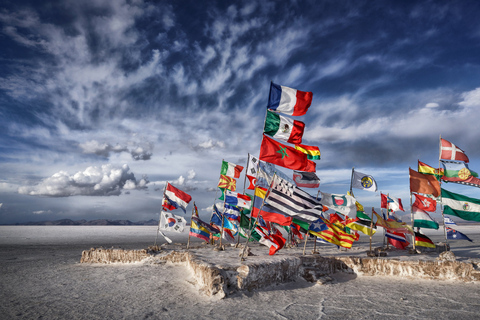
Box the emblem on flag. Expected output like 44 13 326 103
332 195 347 207
361 176 374 189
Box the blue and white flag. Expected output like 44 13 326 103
444 216 457 226
446 227 472 242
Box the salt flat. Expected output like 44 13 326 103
1 225 480 319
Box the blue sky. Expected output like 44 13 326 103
1 0 480 224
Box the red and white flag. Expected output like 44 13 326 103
440 138 469 163
412 193 436 212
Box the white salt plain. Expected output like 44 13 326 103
2 225 480 319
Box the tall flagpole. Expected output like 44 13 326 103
369 207 374 255
186 202 195 250
237 154 251 247
154 182 168 247
349 167 355 195
410 187 416 252
438 134 449 250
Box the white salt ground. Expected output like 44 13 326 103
1 225 480 319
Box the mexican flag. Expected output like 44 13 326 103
263 110 305 144
441 188 480 222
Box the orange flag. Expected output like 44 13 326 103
409 168 440 197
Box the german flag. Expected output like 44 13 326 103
414 232 435 248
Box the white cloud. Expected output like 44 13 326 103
425 102 439 108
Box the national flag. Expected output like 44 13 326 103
345 216 376 236
225 190 252 209
264 110 305 144
260 135 316 172
440 138 469 163
386 230 409 250
412 193 436 212
223 203 241 220
293 171 320 188
220 161 243 178
255 225 286 255
217 174 236 191
192 203 199 218
414 232 435 248
418 160 443 179
409 168 441 197
374 211 413 235
441 161 480 188
163 183 192 213
267 82 312 116
159 211 186 233
264 175 324 223
294 144 321 160
255 160 295 189
446 227 473 242
211 204 238 235
444 216 457 226
319 192 357 217
441 188 480 222
189 219 211 242
351 170 377 192
308 218 329 234
245 154 259 190
381 193 404 212
412 207 439 229
251 187 293 226
309 217 357 248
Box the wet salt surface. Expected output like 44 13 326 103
1 226 480 319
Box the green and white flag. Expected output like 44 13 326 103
263 110 305 144
412 207 439 229
441 188 480 222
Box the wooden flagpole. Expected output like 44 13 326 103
236 154 251 247
186 202 195 250
154 182 168 247
439 134 449 251
410 187 416 252
369 207 374 254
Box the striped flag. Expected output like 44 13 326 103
441 188 480 222
412 207 439 229
414 232 435 248
217 174 236 191
386 230 409 250
444 216 457 226
264 174 324 223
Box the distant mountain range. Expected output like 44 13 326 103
6 219 160 226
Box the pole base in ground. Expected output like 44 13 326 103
214 245 225 251
367 251 376 257
311 250 319 255
409 248 420 254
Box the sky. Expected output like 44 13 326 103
1 0 480 224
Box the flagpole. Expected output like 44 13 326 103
439 134 449 251
312 190 321 254
410 189 416 252
349 167 355 195
369 207 374 255
240 173 276 260
154 182 168 247
187 202 195 250
385 193 389 249
236 155 251 247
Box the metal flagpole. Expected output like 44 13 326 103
350 167 355 195
439 134 449 251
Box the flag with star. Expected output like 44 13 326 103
259 135 316 172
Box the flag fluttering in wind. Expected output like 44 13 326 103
345 216 376 236
220 161 244 178
218 174 236 191
386 230 409 250
294 144 321 160
381 193 404 212
319 191 357 217
309 217 357 248
251 187 293 226
267 82 312 116
409 168 441 197
160 211 186 233
374 210 413 235
293 171 320 188
418 160 443 179
245 154 259 190
264 110 305 144
163 183 192 213
412 193 436 212
441 161 480 188
255 225 286 255
440 138 469 163
441 188 480 222
189 217 218 242
446 227 473 242
259 135 316 172
444 216 457 226
351 170 377 192
414 232 435 248
264 175 324 223
225 190 252 209
412 207 439 229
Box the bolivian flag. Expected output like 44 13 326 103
418 160 443 179
295 144 321 160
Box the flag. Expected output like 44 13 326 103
189 218 211 242
446 227 472 242
293 171 320 188
345 216 376 236
418 160 443 179
251 187 293 226
440 138 469 163
255 225 286 255
223 203 241 220
163 183 192 213
412 193 436 212
294 144 321 160
218 174 236 191
441 161 480 188
308 218 329 233
220 161 243 178
263 110 305 144
380 193 404 212
225 190 252 209
351 170 377 192
255 160 295 189
444 216 457 226
211 204 238 234
441 188 480 222
386 230 409 250
309 217 357 248
374 211 413 235
260 135 316 172
159 211 186 233
412 207 439 229
192 203 199 218
409 168 441 197
245 154 259 190
264 175 324 223
267 82 312 116
414 232 435 248
319 192 357 217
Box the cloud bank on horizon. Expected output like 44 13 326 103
1 0 480 223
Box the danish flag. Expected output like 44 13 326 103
440 138 469 163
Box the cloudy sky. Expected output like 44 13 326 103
1 0 480 224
